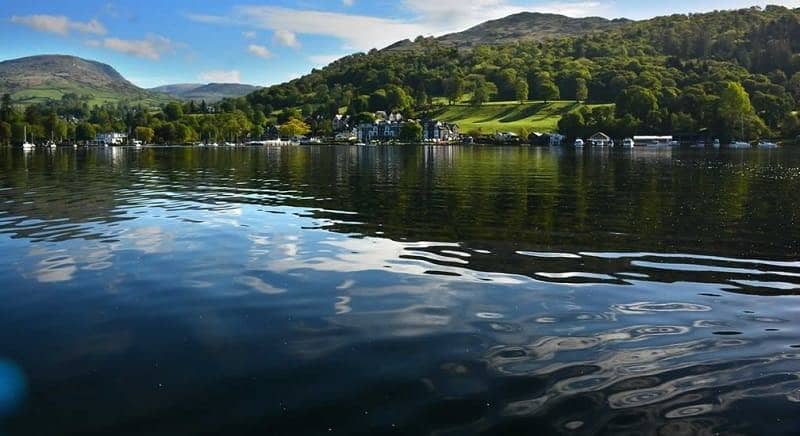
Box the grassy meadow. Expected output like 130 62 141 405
428 100 612 135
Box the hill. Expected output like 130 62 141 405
0 55 170 106
151 83 261 102
386 12 629 51
429 100 611 134
242 6 800 141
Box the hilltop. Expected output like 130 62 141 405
0 55 170 106
240 5 800 141
151 83 261 102
386 12 629 51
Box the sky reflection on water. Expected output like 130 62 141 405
0 146 799 435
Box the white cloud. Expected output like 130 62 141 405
184 13 229 24
199 69 242 83
187 2 610 52
309 54 346 66
10 14 106 36
100 34 175 60
242 30 257 39
247 44 273 58
273 29 301 48
342 0 354 6
227 6 427 51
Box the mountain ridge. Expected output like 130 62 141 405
150 82 261 102
0 54 169 105
384 12 631 51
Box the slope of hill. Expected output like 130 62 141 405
151 83 261 102
385 12 629 51
429 100 612 133
0 55 170 105
242 6 800 140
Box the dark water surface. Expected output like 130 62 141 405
0 145 799 435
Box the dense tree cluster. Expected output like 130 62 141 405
4 6 800 145
243 5 800 140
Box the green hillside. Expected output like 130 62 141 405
430 101 611 134
0 55 171 106
241 5 800 141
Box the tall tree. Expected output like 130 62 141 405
443 77 465 105
575 78 589 102
717 81 758 139
514 79 529 104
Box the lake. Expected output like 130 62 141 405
0 145 799 435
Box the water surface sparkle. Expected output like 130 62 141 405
0 145 799 435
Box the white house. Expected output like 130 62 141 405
332 114 351 132
357 119 403 143
423 120 459 142
96 132 127 145
494 131 519 142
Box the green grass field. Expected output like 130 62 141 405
429 100 612 135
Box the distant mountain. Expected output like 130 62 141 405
385 12 630 51
150 83 261 102
0 54 169 105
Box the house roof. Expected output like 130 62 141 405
590 132 611 140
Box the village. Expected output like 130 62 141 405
78 110 774 149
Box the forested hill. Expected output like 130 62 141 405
243 5 800 140
150 83 261 102
0 55 168 106
386 13 630 51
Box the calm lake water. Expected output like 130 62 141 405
0 145 799 435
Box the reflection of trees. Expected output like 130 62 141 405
0 148 132 240
1 146 799 259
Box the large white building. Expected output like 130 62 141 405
96 132 127 145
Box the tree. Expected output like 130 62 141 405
717 81 755 138
514 79 529 104
558 110 587 138
250 124 265 139
76 122 96 142
386 85 412 111
164 102 184 121
353 112 376 124
615 86 658 121
1 94 14 123
443 77 465 105
536 80 560 103
575 78 588 102
469 76 497 106
399 121 422 142
279 117 311 138
135 126 155 143
0 121 10 145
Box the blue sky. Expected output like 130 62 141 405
2 0 797 88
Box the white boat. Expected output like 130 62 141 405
758 140 778 149
728 140 751 149
713 139 720 149
621 138 634 148
21 126 35 150
355 142 367 146
574 138 585 147
47 141 57 149
208 142 219 147
633 136 675 147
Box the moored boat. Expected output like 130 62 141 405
21 126 35 150
728 140 751 149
